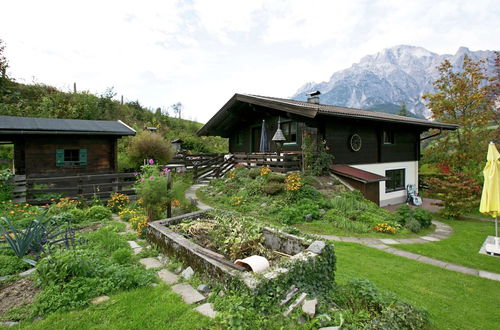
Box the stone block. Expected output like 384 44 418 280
158 269 179 284
171 284 205 304
139 258 163 269
194 303 217 318
307 241 326 254
181 266 195 280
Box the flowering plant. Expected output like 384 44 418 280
373 223 397 234
260 167 271 176
135 164 172 220
284 172 302 191
106 193 130 213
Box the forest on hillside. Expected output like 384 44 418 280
0 40 227 171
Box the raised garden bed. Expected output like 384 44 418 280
147 210 335 291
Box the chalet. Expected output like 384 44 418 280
197 93 458 206
0 115 136 177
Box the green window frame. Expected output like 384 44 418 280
385 169 405 192
56 149 87 167
282 121 298 144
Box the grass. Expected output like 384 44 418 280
334 241 500 330
296 220 436 238
19 285 212 330
396 218 500 274
197 189 435 239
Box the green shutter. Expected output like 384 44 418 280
79 149 88 166
56 149 64 167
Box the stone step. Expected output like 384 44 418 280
171 283 205 304
194 303 217 318
157 269 179 284
139 257 163 269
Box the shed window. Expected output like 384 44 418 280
385 169 405 192
383 130 394 144
236 131 244 146
56 149 87 167
282 121 297 143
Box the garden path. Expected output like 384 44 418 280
187 185 500 282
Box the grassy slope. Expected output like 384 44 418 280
20 285 211 330
396 218 500 274
335 242 500 330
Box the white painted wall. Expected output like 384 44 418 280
351 161 418 207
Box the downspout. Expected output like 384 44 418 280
419 128 442 141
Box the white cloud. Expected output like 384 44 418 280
1 0 498 123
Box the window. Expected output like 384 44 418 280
282 121 297 143
235 131 244 146
383 130 394 144
64 149 80 162
385 169 405 192
56 149 87 167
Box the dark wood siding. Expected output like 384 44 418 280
323 117 379 165
24 136 116 176
380 129 419 162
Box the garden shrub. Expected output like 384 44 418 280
413 207 433 228
278 199 320 224
61 208 86 224
426 171 481 218
85 205 112 222
135 165 171 220
111 247 134 265
36 249 98 286
404 218 422 233
0 169 13 202
127 130 173 165
103 221 126 233
0 254 30 276
262 182 284 195
247 167 261 179
395 205 433 232
267 172 285 183
85 228 129 256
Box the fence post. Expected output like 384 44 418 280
166 171 172 218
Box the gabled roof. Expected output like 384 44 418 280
197 93 458 136
0 115 136 136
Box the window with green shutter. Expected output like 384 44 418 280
55 149 88 167
79 149 87 166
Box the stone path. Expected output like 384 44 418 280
319 221 500 282
185 184 212 211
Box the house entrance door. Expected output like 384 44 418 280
251 127 261 152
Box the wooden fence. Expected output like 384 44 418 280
233 153 302 173
13 172 136 204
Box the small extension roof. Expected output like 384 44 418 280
0 115 136 136
198 93 458 136
330 165 388 183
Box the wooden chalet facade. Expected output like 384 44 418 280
198 93 458 206
0 115 136 177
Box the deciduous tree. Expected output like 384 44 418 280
423 56 497 174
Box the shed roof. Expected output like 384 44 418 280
330 165 388 183
197 93 459 136
0 116 136 136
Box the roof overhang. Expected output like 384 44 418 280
197 93 318 137
197 93 459 137
330 165 388 183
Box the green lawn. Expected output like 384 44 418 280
19 285 212 330
396 218 500 274
296 220 436 238
334 241 500 330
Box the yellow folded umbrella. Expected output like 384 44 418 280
480 142 500 238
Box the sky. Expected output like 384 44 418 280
1 0 499 123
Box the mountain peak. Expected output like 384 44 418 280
292 45 496 119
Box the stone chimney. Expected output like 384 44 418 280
307 91 321 104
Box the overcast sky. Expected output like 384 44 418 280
1 0 499 123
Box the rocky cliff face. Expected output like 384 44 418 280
293 45 497 118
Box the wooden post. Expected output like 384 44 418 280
73 82 77 93
166 171 172 218
121 95 124 105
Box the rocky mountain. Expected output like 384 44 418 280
292 45 497 118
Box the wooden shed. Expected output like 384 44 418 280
0 115 136 177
